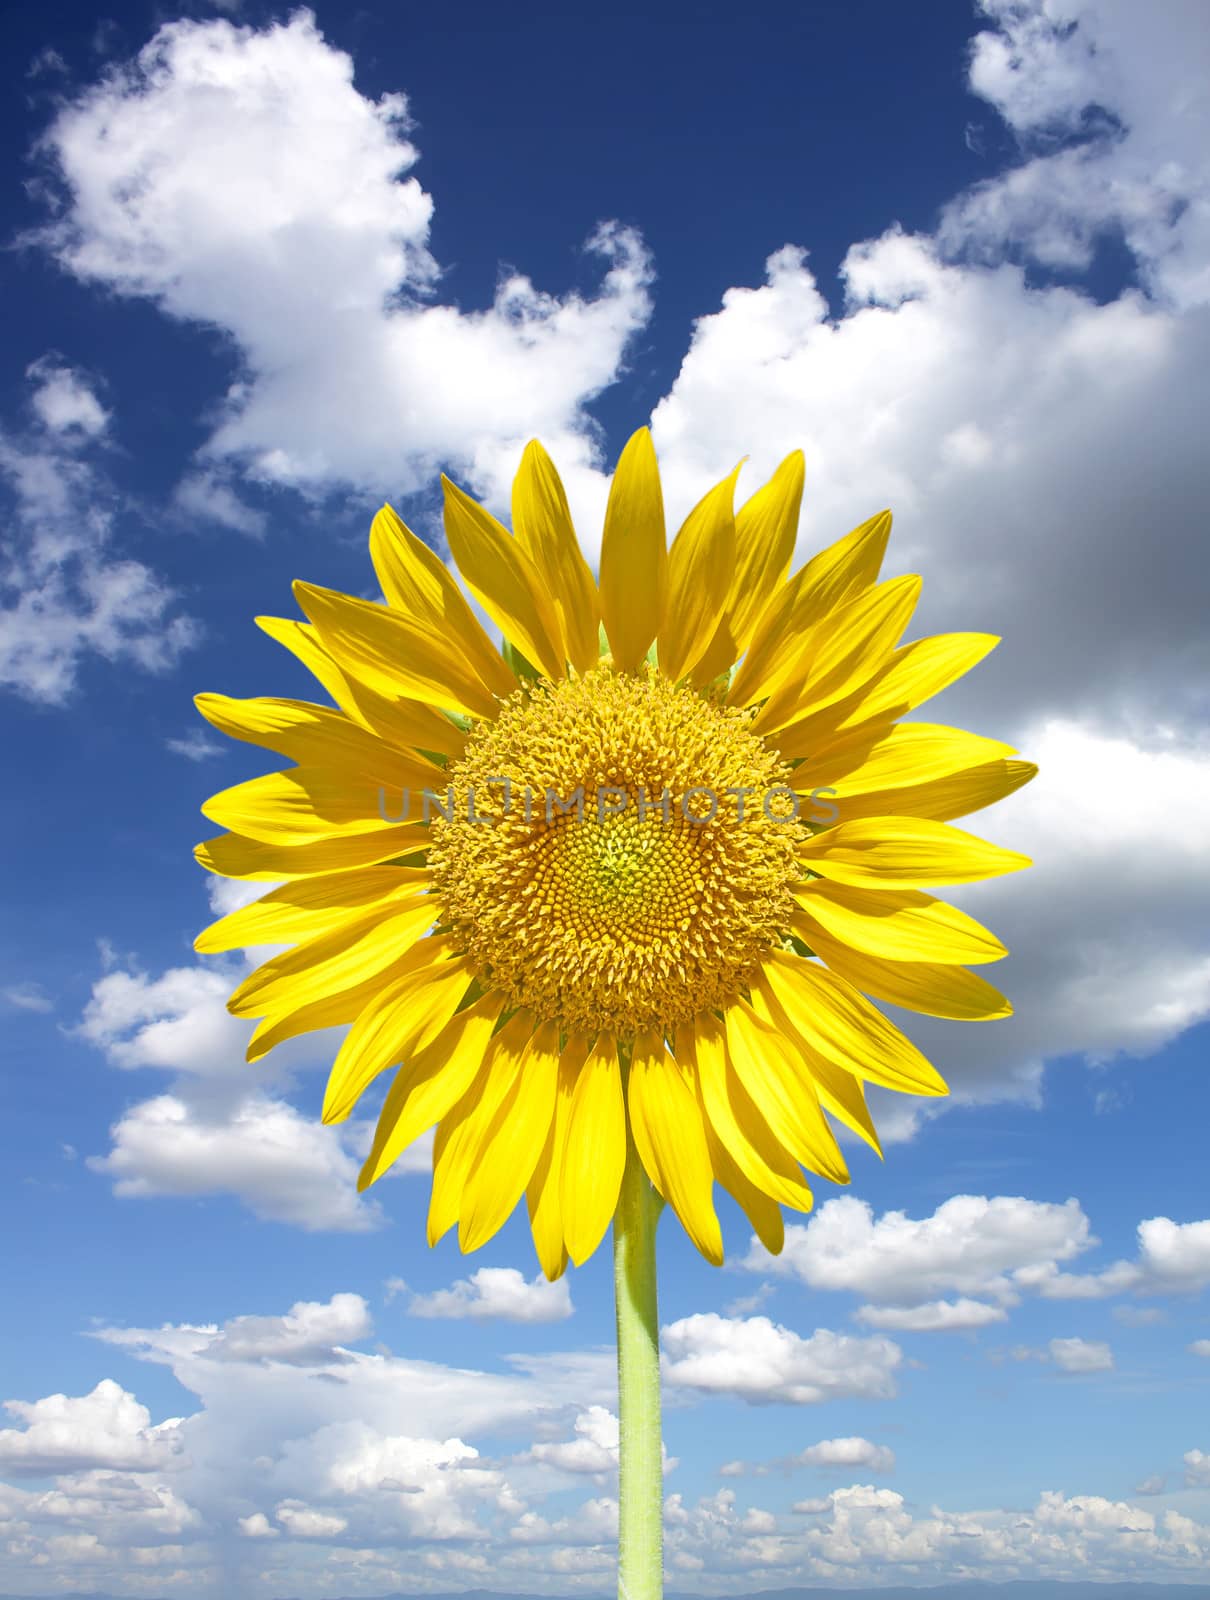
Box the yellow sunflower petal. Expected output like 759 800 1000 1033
819 758 1039 825
230 897 440 1024
255 613 361 711
246 971 389 1063
295 581 501 720
701 1113 788 1256
369 504 516 694
195 826 428 881
359 992 506 1190
797 816 1031 890
750 575 922 730
201 768 428 846
195 695 443 784
690 452 805 686
195 864 428 954
428 1011 536 1246
792 722 1017 801
799 926 1013 1021
757 951 949 1094
256 615 469 758
778 632 999 754
793 881 1007 965
441 476 564 680
682 1011 814 1211
726 450 806 657
626 1030 723 1265
321 946 474 1124
724 1002 850 1185
459 1019 561 1253
599 428 667 671
527 1033 591 1281
560 1032 626 1266
512 441 600 674
658 460 741 684
729 509 890 704
748 985 885 1155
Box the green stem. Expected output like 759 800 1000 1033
613 1126 665 1600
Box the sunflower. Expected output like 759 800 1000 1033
194 429 1034 1276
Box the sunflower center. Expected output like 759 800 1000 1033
427 665 804 1037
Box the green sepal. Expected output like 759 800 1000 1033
503 637 541 681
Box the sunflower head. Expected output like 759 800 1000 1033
195 428 1034 1277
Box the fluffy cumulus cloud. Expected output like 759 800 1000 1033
524 1406 677 1482
660 1482 1210 1585
797 1437 896 1474
407 1267 573 1323
752 1194 1094 1316
526 1407 620 1478
746 1193 1210 1321
0 1284 1207 1592
0 1291 625 1589
949 0 1210 307
32 8 652 532
660 1314 902 1406
0 1381 186 1476
1016 1213 1210 1300
1047 1336 1114 1373
0 360 197 704
76 951 388 1231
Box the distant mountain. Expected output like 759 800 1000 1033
6 1584 1208 1600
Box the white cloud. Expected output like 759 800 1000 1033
0 1291 617 1583
724 1283 775 1317
661 1314 901 1406
0 1381 186 1476
26 358 110 437
855 1298 1008 1331
951 0 1210 309
166 728 227 761
173 470 266 536
1185 1449 1210 1487
78 963 253 1080
204 1294 371 1367
87 1091 381 1232
274 1499 347 1538
0 1312 1205 1594
1000 1336 1114 1374
0 364 197 704
237 1510 277 1537
33 9 652 529
918 719 1210 1104
76 954 386 1231
750 1194 1095 1310
525 1406 676 1481
1017 1214 1210 1300
0 981 53 1013
1133 1216 1210 1292
407 1267 573 1324
509 1496 618 1547
796 1438 896 1474
747 1195 1210 1318
1048 1336 1114 1374
1189 1339 1210 1358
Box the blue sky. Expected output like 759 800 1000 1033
2 0 1209 1593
